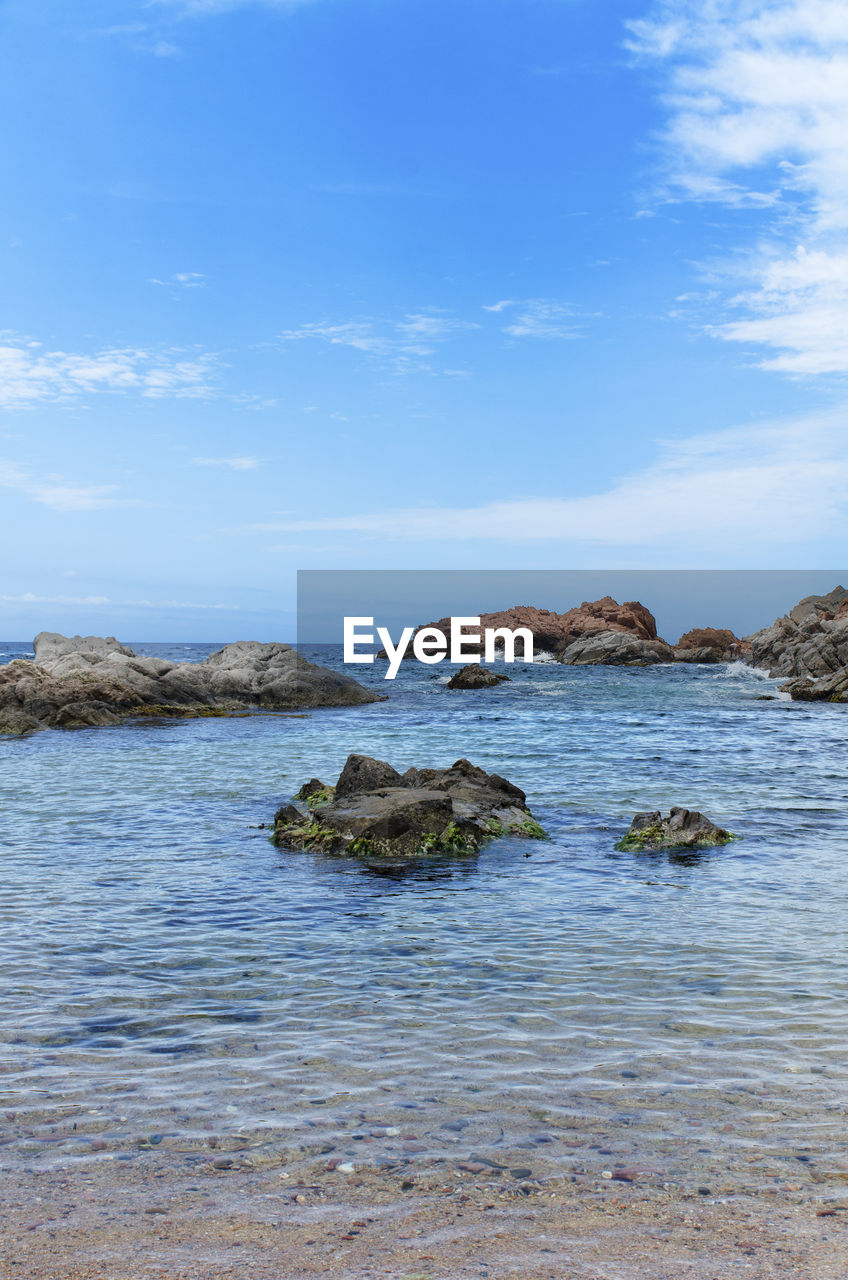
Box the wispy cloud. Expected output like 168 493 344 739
0 336 221 408
193 455 261 470
628 0 848 376
150 0 313 14
0 460 122 512
151 271 206 288
0 593 111 606
0 593 236 610
486 298 586 340
278 310 478 373
103 22 181 56
247 408 848 549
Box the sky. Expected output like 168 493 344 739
1 0 847 639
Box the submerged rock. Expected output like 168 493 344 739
616 808 735 851
0 633 380 734
446 665 510 689
272 753 546 859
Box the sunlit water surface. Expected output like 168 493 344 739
1 643 847 1194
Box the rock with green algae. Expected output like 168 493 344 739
272 753 547 860
616 807 735 851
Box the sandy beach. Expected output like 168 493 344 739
3 1156 847 1279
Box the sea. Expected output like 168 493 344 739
1 640 847 1197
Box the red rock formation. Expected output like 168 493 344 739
379 597 664 659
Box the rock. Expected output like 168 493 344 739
745 586 848 700
381 596 666 661
446 665 510 689
296 779 330 802
336 753 403 796
673 627 747 664
273 754 547 859
558 632 674 666
0 634 380 734
788 586 848 625
616 807 735 851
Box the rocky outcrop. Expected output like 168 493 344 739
616 808 735 851
272 754 546 860
672 627 746 664
0 633 380 734
446 665 510 689
745 586 848 701
381 597 753 669
558 632 674 666
380 597 669 663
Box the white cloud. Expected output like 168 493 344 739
496 298 585 340
0 594 111 606
151 0 312 13
248 407 848 549
151 272 206 288
0 337 220 408
279 310 478 373
628 0 848 375
0 593 235 610
0 460 122 512
194 455 261 470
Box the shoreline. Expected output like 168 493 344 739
3 1158 847 1279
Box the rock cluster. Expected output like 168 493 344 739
272 753 546 860
616 808 734 851
383 598 745 668
745 587 848 700
0 633 379 734
446 665 510 689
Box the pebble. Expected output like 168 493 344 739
509 1167 533 1179
337 1161 355 1173
697 1187 712 1196
212 1158 233 1170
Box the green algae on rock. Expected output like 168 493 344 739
616 807 735 852
273 754 547 860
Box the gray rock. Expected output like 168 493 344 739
336 753 404 797
0 634 380 735
558 631 674 666
446 664 511 689
616 807 734 851
745 586 848 699
273 754 547 859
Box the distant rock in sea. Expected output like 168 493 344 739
673 627 748 664
745 586 848 702
273 753 546 860
0 632 380 734
616 808 735 851
380 597 747 668
446 664 510 689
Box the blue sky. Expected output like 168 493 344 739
1 0 847 639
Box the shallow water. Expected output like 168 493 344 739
1 643 847 1194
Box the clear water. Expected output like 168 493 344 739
1 642 847 1193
